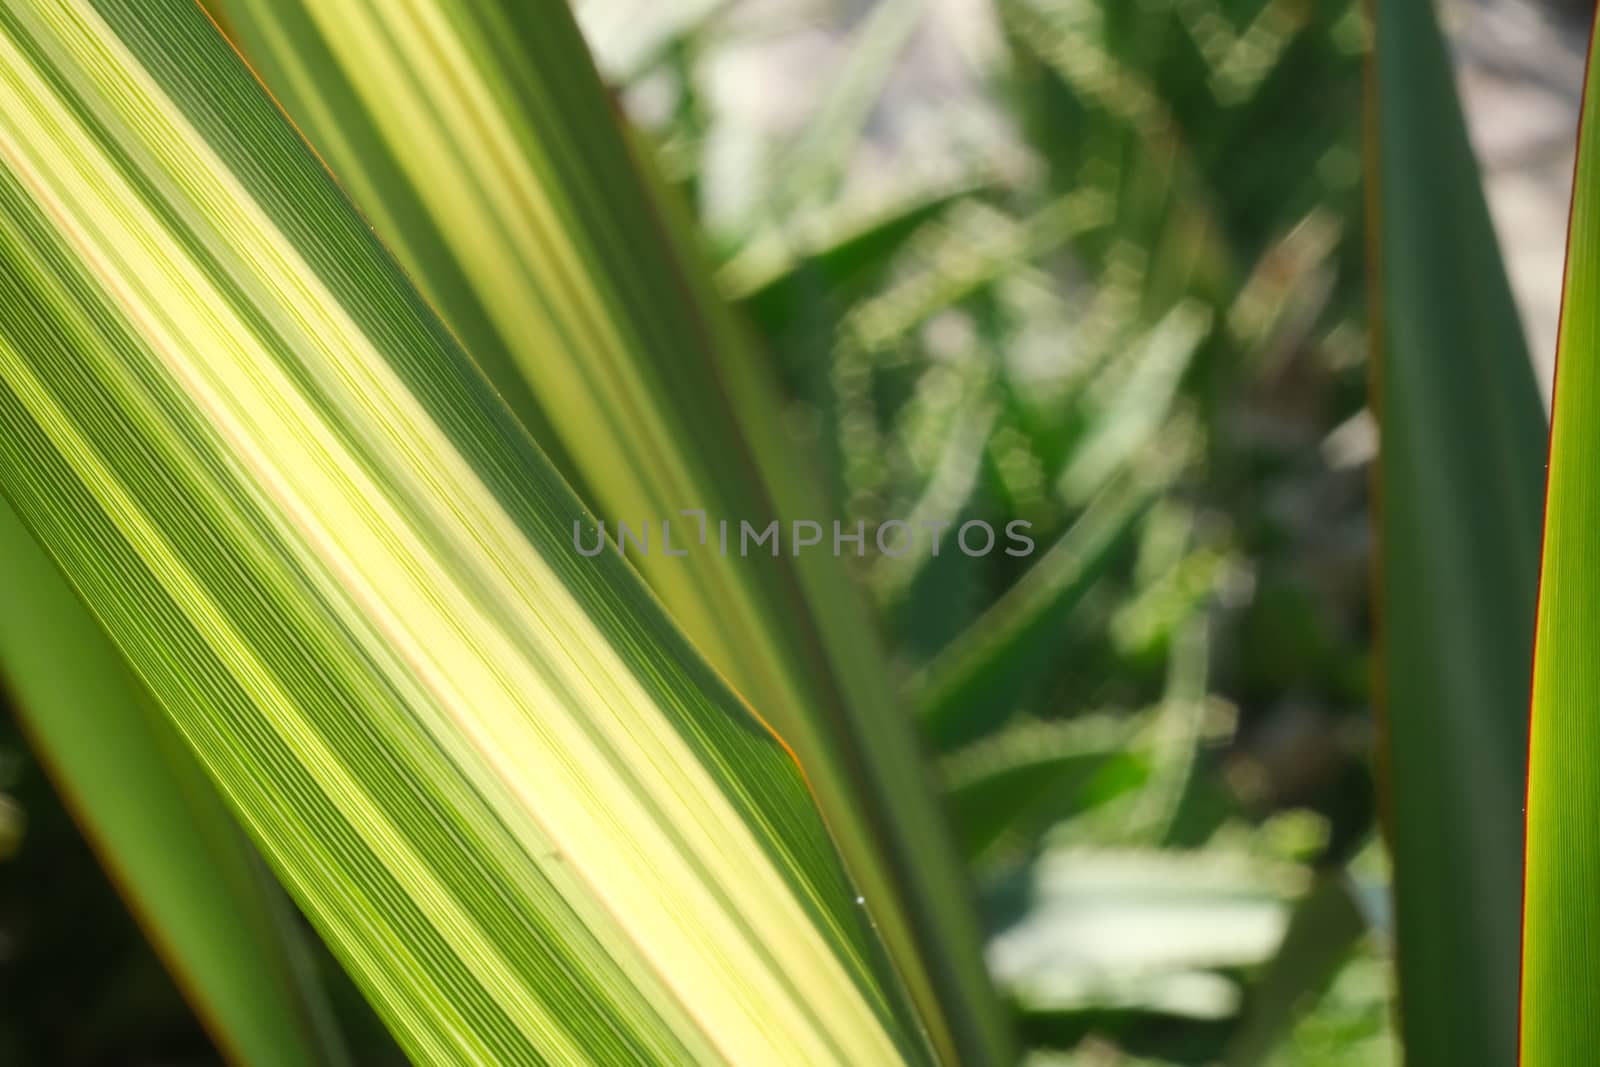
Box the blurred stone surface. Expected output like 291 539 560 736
1450 0 1594 401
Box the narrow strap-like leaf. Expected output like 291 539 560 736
0 2 928 1063
1368 0 1547 1063
0 499 349 1067
1522 15 1600 1064
207 2 1008 1061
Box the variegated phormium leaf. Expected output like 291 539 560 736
0 2 931 1064
204 2 1008 1062
1 498 349 1067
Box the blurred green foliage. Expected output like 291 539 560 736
613 0 1388 1061
0 0 1504 1061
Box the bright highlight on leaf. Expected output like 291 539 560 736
1522 14 1600 1065
0 2 929 1063
206 2 1008 1063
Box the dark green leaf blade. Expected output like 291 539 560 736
1369 1 1548 1063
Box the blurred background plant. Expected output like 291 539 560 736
0 0 1587 1063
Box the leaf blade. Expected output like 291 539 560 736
1368 1 1547 1063
208 1 1009 1061
0 499 348 1067
1522 16 1600 1065
0 2 927 1063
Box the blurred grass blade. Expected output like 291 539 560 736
725 180 972 310
938 717 1145 864
0 2 932 1063
0 501 347 1067
765 0 926 216
1124 616 1209 846
209 2 1008 1062
1368 1 1547 1063
918 470 1157 749
1224 874 1365 1067
1058 301 1211 504
844 191 1110 355
1522 17 1600 1064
